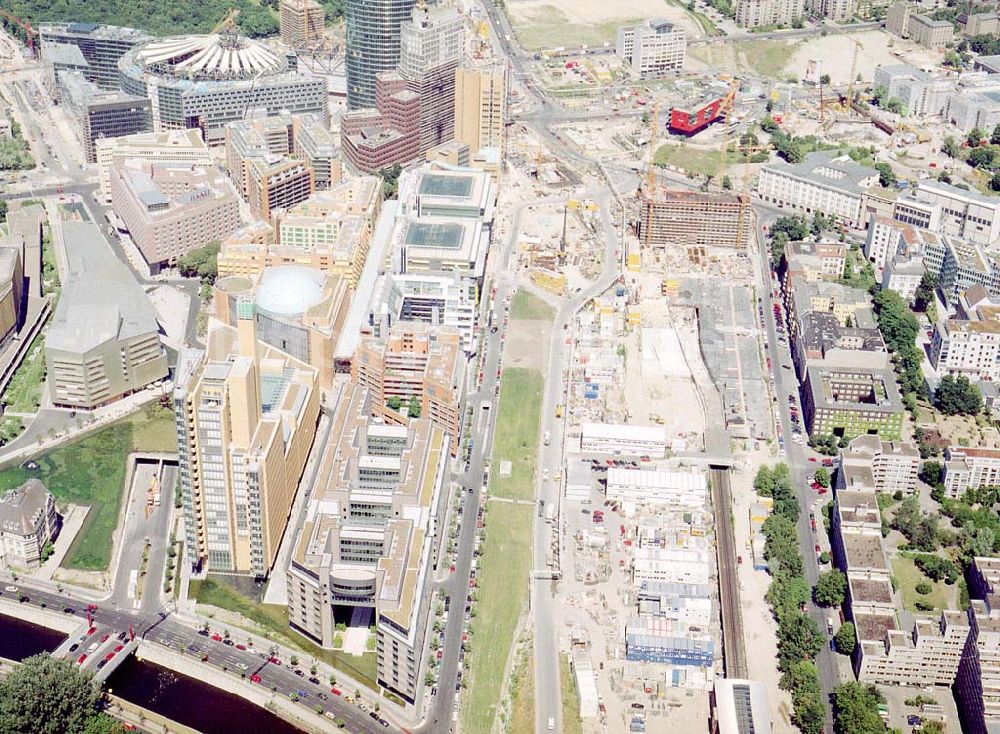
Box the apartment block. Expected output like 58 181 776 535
638 189 749 250
174 310 320 577
782 240 847 282
787 277 871 328
218 176 384 285
806 0 856 21
757 152 879 227
930 307 1000 382
286 384 447 705
453 64 507 157
960 11 1000 35
110 162 241 267
250 158 315 223
909 14 955 48
836 435 920 494
280 0 325 48
734 0 806 28
616 19 686 78
791 310 887 378
352 323 465 455
45 222 167 409
0 480 59 570
214 267 352 389
882 256 925 304
96 129 212 202
943 446 1000 498
57 71 151 163
915 179 1000 248
801 362 904 440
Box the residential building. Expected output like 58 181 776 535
782 240 847 282
0 480 59 570
871 64 952 118
713 680 772 734
791 310 887 378
280 0 325 48
801 362 904 440
248 158 315 223
213 267 352 389
40 22 148 90
286 384 447 705
757 152 879 227
615 19 686 78
807 0 856 21
217 176 383 285
836 435 920 494
453 64 506 158
352 323 465 455
734 0 806 28
637 188 750 250
886 1 911 36
96 129 212 202
345 0 417 109
943 446 1000 498
930 307 1000 382
119 33 328 145
865 215 925 272
57 72 151 163
174 310 320 577
915 179 1000 247
881 255 925 304
580 423 667 457
367 272 479 353
787 277 871 328
960 11 1000 36
908 13 955 48
110 161 241 268
45 222 167 409
292 115 342 190
956 557 1000 734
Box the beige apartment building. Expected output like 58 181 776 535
174 308 320 577
453 65 507 158
352 324 466 455
638 188 749 251
247 158 315 223
217 176 383 285
836 435 920 495
280 0 325 47
0 479 59 570
46 222 167 409
110 162 242 267
96 128 212 202
286 383 447 705
943 446 1000 498
909 13 955 48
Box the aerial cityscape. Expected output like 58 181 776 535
0 0 998 733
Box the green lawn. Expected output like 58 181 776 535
560 654 583 734
489 368 544 502
41 227 60 297
511 290 555 321
3 333 45 413
0 404 176 570
892 556 953 614
509 639 535 734
189 577 378 690
655 143 722 178
460 503 534 733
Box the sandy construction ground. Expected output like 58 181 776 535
785 30 908 85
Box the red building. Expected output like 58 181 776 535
668 95 725 136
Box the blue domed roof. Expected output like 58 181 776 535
254 266 325 317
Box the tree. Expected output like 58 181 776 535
82 715 126 734
0 654 100 734
934 374 983 416
820 74 831 85
770 215 809 242
834 622 856 655
914 554 959 584
378 164 403 199
407 396 422 418
968 145 997 170
992 172 1000 193
913 272 938 313
176 241 221 284
721 175 732 190
992 123 1000 146
814 569 846 607
916 581 932 595
0 201 6 223
960 521 996 559
919 461 943 487
387 396 402 411
874 161 896 188
943 49 963 68
968 127 985 147
942 136 962 159
833 682 885 734
814 467 830 488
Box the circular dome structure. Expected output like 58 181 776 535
255 266 326 318
134 33 287 81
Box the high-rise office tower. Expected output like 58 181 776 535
454 64 507 157
345 0 417 109
280 0 326 47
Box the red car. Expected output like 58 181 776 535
211 633 223 642
822 458 834 467
818 488 828 495
87 626 97 636
99 634 110 643
815 545 821 553
269 657 282 665
77 654 87 664
331 687 342 696
236 644 247 651
104 652 115 662
251 674 262 684
113 645 123 653
87 604 98 612
808 457 817 463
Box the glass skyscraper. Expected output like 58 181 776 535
345 0 417 109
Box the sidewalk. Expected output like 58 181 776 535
33 504 88 582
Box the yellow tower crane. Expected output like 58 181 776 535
717 78 741 188
641 102 662 251
211 8 240 35
843 39 863 115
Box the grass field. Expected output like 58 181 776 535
511 290 556 321
509 639 535 733
189 577 379 689
655 143 721 178
560 654 583 734
460 503 534 733
0 404 176 570
690 39 799 79
3 333 44 413
664 0 718 35
892 556 954 614
489 368 544 502
510 6 633 51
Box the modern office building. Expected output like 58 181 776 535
213 267 352 388
871 64 952 119
453 64 507 158
638 188 749 250
0 204 44 300
367 272 479 352
174 310 320 577
956 557 1000 734
345 0 417 109
96 128 212 201
119 33 327 145
605 466 708 506
40 22 149 90
757 152 879 227
734 0 805 28
45 222 167 409
836 435 920 495
218 176 383 284
110 161 241 268
286 383 447 704
57 72 152 163
280 0 326 48
580 423 668 457
915 179 1000 247
392 215 489 279
0 480 59 570
801 362 904 440
352 323 465 455
0 247 24 351
615 19 686 78
712 680 772 734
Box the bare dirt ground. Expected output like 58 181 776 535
504 317 551 372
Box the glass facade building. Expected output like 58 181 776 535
345 0 417 109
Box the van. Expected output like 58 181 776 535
548 717 555 730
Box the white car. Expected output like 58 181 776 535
4 586 17 593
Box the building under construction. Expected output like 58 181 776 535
638 187 751 250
